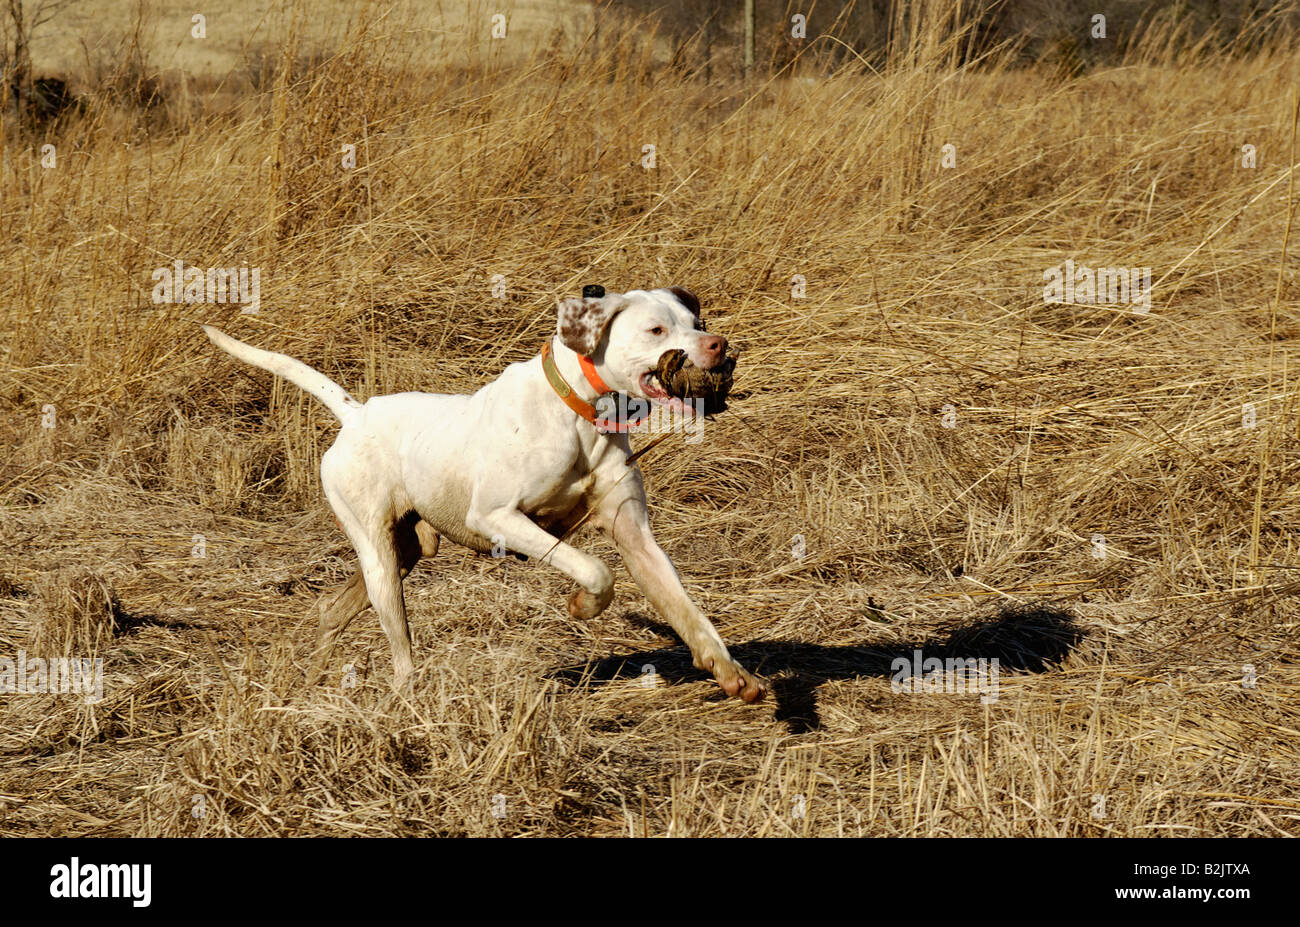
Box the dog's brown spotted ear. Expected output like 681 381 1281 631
665 286 701 318
556 292 627 356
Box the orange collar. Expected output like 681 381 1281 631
541 340 648 433
578 353 612 394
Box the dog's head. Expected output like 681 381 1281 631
556 286 735 413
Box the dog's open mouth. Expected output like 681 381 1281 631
638 350 736 415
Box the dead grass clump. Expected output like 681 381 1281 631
31 567 126 657
165 652 579 836
164 416 291 515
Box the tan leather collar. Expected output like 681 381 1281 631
541 339 648 433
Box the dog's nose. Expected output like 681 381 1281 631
699 334 728 368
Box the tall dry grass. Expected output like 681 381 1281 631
1 0 1299 835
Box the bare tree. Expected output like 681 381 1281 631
3 0 77 126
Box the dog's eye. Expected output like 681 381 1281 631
649 326 665 336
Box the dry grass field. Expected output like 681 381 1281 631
2 0 1300 837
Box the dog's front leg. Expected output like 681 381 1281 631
465 506 615 616
597 475 765 702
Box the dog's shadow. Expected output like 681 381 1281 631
550 603 1084 732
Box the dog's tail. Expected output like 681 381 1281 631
202 325 362 421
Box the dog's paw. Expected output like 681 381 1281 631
567 587 612 621
697 653 766 703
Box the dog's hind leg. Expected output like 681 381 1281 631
305 569 369 686
306 516 439 686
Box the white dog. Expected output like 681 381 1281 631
203 286 764 702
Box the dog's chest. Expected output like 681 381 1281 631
525 461 598 520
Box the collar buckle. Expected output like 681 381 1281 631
541 340 650 433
